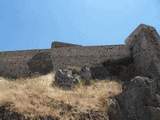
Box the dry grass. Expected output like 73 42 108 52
0 73 122 118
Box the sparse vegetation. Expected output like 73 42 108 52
0 73 122 119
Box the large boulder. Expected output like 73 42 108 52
54 69 80 89
114 76 160 120
126 24 160 79
54 66 93 89
117 76 153 120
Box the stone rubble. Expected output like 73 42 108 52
54 69 80 89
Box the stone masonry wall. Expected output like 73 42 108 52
0 24 159 79
51 45 130 70
0 49 51 78
51 41 81 48
0 45 130 78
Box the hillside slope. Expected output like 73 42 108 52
0 74 122 120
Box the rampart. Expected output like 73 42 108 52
0 49 51 78
51 45 130 70
0 24 159 80
51 41 81 48
0 44 130 78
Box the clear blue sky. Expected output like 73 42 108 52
0 0 159 51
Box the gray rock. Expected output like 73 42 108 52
54 69 80 89
107 98 123 120
54 66 94 89
116 76 158 120
126 24 160 79
80 66 92 85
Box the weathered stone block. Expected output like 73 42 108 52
126 24 160 79
116 76 158 120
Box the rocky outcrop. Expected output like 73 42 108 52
108 76 160 120
126 24 160 79
54 69 80 89
54 66 93 89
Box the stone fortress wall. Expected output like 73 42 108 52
0 24 159 79
51 45 130 70
51 41 82 48
0 44 130 78
0 49 51 78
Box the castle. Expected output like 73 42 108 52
0 24 160 80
